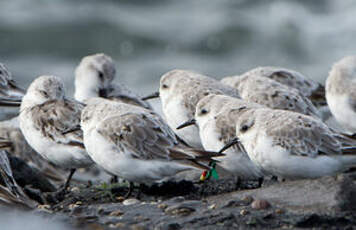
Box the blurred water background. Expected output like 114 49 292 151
1 0 356 97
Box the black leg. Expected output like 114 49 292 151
258 177 264 188
110 176 118 184
124 182 134 198
52 169 76 202
135 184 144 199
235 177 241 190
63 168 76 191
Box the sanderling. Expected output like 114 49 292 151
221 73 321 118
74 53 151 109
220 107 356 179
177 94 263 185
0 63 25 107
142 69 240 149
81 98 223 197
19 75 93 193
222 66 326 106
326 56 356 133
0 122 65 182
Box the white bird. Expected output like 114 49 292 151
222 66 326 106
221 73 321 118
74 53 151 109
177 94 263 184
221 107 356 179
142 69 240 149
326 56 356 133
19 75 93 193
0 63 25 107
81 98 223 197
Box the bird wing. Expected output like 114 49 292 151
30 99 84 148
263 110 341 157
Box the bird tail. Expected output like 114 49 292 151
310 84 327 106
169 147 226 180
340 146 356 168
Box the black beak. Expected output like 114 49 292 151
142 91 160 101
0 138 12 149
8 81 26 96
98 88 108 98
0 96 22 107
218 137 239 154
176 118 196 130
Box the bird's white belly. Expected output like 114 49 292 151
19 115 92 169
200 123 262 179
163 97 202 148
326 93 356 132
245 133 343 179
84 129 192 184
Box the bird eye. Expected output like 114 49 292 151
201 109 208 115
40 90 49 98
98 71 104 80
162 84 168 89
240 125 249 132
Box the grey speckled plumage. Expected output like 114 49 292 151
158 69 240 148
221 74 321 118
0 63 25 106
222 66 326 106
81 98 223 184
27 99 85 148
232 107 356 179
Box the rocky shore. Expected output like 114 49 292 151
26 172 355 230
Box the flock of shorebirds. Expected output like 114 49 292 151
0 53 356 202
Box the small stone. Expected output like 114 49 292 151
208 204 216 210
165 206 195 216
116 196 125 202
114 223 126 228
75 201 82 205
71 186 80 192
275 209 283 214
251 199 270 210
109 210 124 216
68 203 80 210
158 203 168 210
240 209 249 216
37 204 52 213
241 195 254 204
37 204 51 210
123 198 140 206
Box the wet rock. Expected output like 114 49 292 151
8 155 56 192
154 222 181 230
210 173 356 214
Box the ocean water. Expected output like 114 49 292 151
1 0 356 97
